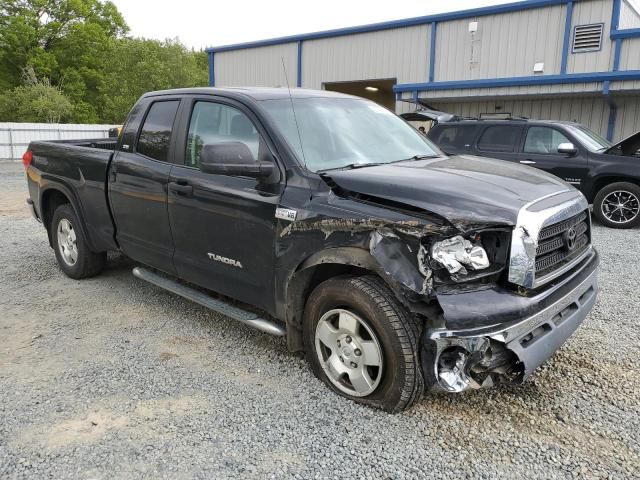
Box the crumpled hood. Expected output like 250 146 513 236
326 155 573 230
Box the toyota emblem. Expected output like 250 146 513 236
564 227 577 251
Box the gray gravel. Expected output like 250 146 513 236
1 160 639 479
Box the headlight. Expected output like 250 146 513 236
431 235 490 275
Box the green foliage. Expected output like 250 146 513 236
98 38 208 123
0 73 73 123
0 0 208 124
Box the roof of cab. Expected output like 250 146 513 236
142 87 357 101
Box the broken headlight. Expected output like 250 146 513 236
428 230 510 284
431 236 489 275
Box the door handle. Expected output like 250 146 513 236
168 181 193 197
519 160 537 165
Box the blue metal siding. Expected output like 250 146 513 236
206 0 572 53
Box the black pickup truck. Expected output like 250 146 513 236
24 88 598 412
424 117 640 229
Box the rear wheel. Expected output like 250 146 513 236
51 204 106 279
593 182 640 229
304 275 424 412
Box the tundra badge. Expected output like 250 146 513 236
207 253 243 268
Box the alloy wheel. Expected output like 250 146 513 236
601 190 640 225
314 308 383 397
57 218 78 266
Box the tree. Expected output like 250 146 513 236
97 38 208 123
0 0 128 118
0 1 209 124
0 69 73 123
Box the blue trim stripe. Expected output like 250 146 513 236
429 22 437 83
296 41 303 88
208 52 215 87
613 38 623 71
393 70 640 92
560 1 573 74
611 0 621 32
611 27 640 38
206 0 571 53
606 105 617 141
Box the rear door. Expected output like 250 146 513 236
474 124 524 161
518 125 589 190
167 96 283 312
109 98 181 274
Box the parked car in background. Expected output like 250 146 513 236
424 117 640 229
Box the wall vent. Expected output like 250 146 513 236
572 23 604 53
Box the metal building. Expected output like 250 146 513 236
206 0 640 141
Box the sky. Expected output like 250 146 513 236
110 0 520 50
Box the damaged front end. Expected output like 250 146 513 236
423 262 598 393
282 173 598 393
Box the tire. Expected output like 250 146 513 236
50 204 106 279
593 182 640 229
303 275 424 412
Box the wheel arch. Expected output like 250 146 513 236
40 186 95 251
590 176 640 202
284 247 390 352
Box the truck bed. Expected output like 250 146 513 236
26 138 119 253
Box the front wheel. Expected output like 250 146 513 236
593 182 640 229
304 275 424 412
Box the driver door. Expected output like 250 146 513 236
167 97 283 312
518 126 589 191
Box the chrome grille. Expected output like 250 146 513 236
535 211 590 276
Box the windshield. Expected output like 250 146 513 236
260 97 441 172
565 125 611 152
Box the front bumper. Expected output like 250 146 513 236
423 249 598 392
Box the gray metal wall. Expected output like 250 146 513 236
615 96 640 139
566 0 615 74
301 25 429 89
214 43 298 87
619 0 640 28
212 0 634 94
0 123 115 160
618 37 640 71
434 4 567 81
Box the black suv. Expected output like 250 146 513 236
425 117 640 229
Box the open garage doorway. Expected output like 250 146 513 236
324 78 396 111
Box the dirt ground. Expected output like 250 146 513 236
1 160 639 479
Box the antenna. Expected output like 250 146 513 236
281 57 308 170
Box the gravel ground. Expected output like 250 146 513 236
0 160 639 479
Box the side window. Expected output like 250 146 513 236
431 126 476 149
477 125 521 152
524 127 572 154
185 102 261 168
136 100 180 162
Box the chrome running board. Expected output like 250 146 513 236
132 267 286 337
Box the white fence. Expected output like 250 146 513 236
0 122 117 160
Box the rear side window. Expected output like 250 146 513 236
136 101 180 162
430 125 477 149
477 125 521 152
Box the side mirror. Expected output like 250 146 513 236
557 142 578 156
199 142 274 178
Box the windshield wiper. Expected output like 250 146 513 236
394 154 440 162
318 162 385 173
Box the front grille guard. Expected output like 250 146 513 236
508 190 591 289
